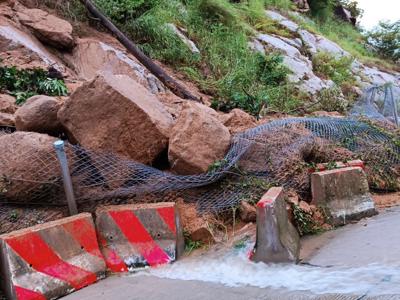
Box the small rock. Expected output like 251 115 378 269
176 199 215 244
239 201 256 223
169 102 231 174
17 8 75 49
0 94 17 114
0 112 15 126
15 95 62 135
190 227 214 244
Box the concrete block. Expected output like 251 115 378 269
95 202 184 272
310 159 365 173
251 187 300 264
0 213 106 300
311 167 377 226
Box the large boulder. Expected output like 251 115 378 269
168 102 231 174
69 38 164 93
0 112 14 126
0 132 60 203
16 8 74 49
15 95 62 135
218 109 256 134
0 94 17 114
58 73 173 164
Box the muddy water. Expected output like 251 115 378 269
142 244 400 296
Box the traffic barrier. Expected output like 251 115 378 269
95 202 184 272
0 213 106 300
251 187 300 264
311 166 377 225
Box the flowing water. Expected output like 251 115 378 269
140 244 400 296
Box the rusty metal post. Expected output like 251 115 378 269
54 140 78 215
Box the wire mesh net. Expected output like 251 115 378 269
1 117 399 214
0 84 399 232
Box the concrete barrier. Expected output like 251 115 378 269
309 159 365 173
0 213 106 300
311 166 377 226
251 187 300 264
95 202 184 272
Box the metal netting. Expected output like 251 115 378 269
1 116 399 214
351 83 399 127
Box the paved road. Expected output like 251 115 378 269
306 206 400 267
64 207 400 300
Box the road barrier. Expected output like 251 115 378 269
0 213 106 299
311 166 377 225
251 187 300 264
95 202 184 272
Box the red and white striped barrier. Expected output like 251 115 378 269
0 213 106 300
95 202 184 272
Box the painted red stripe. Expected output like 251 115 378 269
62 218 104 259
97 233 128 273
157 207 176 235
109 210 171 266
6 232 97 290
14 286 46 300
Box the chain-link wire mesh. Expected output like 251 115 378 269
0 84 399 229
351 83 399 127
1 117 399 214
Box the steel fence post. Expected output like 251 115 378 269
54 140 78 215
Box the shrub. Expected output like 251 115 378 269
367 21 400 63
312 51 355 86
0 66 68 104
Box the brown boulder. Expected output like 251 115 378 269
17 8 74 49
239 201 257 223
0 132 60 203
58 73 173 164
0 112 15 126
169 102 231 174
15 95 62 135
0 94 17 114
218 109 256 134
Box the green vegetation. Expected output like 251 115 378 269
367 21 400 63
0 66 68 104
312 51 355 86
183 231 203 253
52 0 396 116
88 0 298 117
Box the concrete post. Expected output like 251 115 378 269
251 187 300 264
54 140 78 215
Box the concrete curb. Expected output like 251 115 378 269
311 166 377 226
95 202 184 272
251 187 300 264
0 213 106 300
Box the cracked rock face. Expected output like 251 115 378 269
259 10 399 97
69 38 165 94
